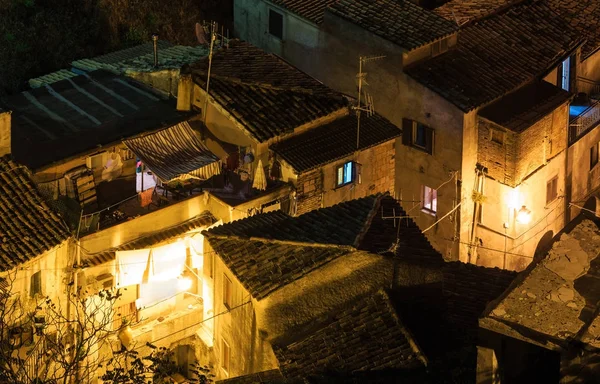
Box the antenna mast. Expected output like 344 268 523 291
203 21 217 124
355 55 385 149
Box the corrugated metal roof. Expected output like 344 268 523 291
123 121 219 181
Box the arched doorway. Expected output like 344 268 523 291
534 231 554 262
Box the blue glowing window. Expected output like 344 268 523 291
336 161 354 187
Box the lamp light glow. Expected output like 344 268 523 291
516 205 532 225
177 277 193 291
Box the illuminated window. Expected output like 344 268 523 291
590 142 599 169
223 274 232 309
546 176 558 205
336 161 354 187
269 10 283 39
221 338 230 376
422 185 437 215
30 271 41 298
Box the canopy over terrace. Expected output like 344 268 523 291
123 121 220 182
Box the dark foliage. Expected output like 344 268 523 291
0 0 232 96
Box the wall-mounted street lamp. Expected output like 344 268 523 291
516 205 532 225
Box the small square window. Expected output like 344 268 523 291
590 142 599 170
546 176 558 205
422 185 437 215
223 274 232 309
30 271 41 298
414 123 427 148
403 119 434 155
221 338 230 376
336 161 354 187
269 10 283 39
490 129 504 145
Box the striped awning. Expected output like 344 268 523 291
124 121 219 181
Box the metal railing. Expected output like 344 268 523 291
570 99 600 144
577 76 600 99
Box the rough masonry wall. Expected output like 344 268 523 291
478 118 517 186
515 116 550 184
295 169 323 215
295 141 395 216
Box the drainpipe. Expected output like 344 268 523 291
152 34 159 68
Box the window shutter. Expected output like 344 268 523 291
402 118 412 145
354 162 362 184
569 55 576 88
425 126 435 155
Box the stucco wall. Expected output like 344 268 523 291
475 152 567 271
567 124 600 220
580 49 600 83
202 241 278 380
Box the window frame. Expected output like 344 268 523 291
222 273 232 310
335 161 355 188
422 185 438 216
403 118 434 155
590 142 599 170
490 128 505 145
546 176 559 206
30 271 41 298
221 338 231 376
268 9 284 40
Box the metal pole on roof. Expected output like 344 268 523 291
203 22 217 124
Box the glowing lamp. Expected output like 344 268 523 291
516 205 532 225
177 276 193 292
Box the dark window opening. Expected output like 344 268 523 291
269 10 283 39
402 118 435 155
30 271 41 298
591 142 599 170
546 176 558 205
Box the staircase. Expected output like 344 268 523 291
73 170 98 211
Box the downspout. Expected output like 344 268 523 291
468 169 483 263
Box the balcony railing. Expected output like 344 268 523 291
569 99 600 144
577 76 600 99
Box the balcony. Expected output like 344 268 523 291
569 99 600 144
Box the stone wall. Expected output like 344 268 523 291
478 118 517 185
294 141 396 216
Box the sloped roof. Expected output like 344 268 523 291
327 0 457 51
479 81 572 133
5 70 194 170
82 212 217 267
216 370 284 384
270 112 400 173
0 156 70 271
273 290 426 378
480 219 600 351
205 194 382 247
433 0 522 25
187 40 347 143
270 0 338 24
406 1 583 112
123 121 219 181
207 237 351 299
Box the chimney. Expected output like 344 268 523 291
177 72 193 111
152 34 159 68
0 110 11 157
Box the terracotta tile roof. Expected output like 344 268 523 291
207 237 351 299
442 261 517 332
82 212 216 267
205 194 383 247
327 0 458 51
5 70 195 170
187 40 348 143
123 121 219 181
273 290 426 378
270 0 338 24
479 81 572 133
216 370 284 384
0 156 70 271
480 219 600 351
270 112 400 173
545 0 600 59
433 0 522 25
406 1 583 112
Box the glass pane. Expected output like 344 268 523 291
415 124 427 147
344 162 353 184
432 188 437 212
423 186 431 209
337 166 344 185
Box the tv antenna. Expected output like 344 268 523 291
355 55 385 149
197 21 229 124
